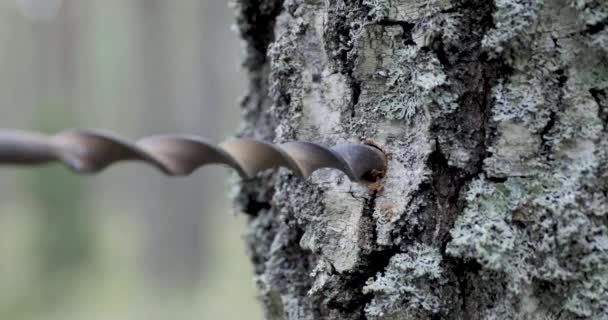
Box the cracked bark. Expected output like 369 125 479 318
234 0 608 319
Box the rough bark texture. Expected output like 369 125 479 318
233 0 608 319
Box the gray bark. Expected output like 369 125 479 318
233 0 608 319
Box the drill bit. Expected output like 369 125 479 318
0 129 386 182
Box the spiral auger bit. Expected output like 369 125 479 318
0 129 387 184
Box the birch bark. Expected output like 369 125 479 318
235 0 608 319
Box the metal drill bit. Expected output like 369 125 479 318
0 129 386 182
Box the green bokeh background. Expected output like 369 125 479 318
0 1 261 319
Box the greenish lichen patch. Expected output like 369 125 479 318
352 22 458 123
363 244 444 319
492 76 555 131
452 59 608 315
447 177 535 292
448 170 608 318
372 47 452 120
482 0 544 57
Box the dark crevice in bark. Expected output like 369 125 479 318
540 68 567 160
328 247 400 319
236 0 284 71
555 68 568 86
431 37 452 67
378 3 504 246
428 57 506 247
420 1 512 317
590 88 608 130
428 140 467 205
540 110 558 138
336 23 353 68
376 20 416 46
272 227 318 316
235 4 286 305
448 257 483 313
328 9 359 72
316 188 402 318
364 190 379 223
427 139 471 246
487 176 508 183
363 189 400 267
235 0 284 141
351 79 361 117
355 247 401 311
584 17 607 35
325 3 367 122
244 195 272 216
540 110 557 159
237 174 277 217
330 190 402 319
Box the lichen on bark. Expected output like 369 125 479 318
233 0 608 319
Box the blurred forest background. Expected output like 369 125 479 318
0 0 261 319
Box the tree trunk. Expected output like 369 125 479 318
233 0 608 319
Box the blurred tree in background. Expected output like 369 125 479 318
0 1 261 319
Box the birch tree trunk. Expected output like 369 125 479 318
234 0 608 319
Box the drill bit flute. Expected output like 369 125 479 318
0 129 386 182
